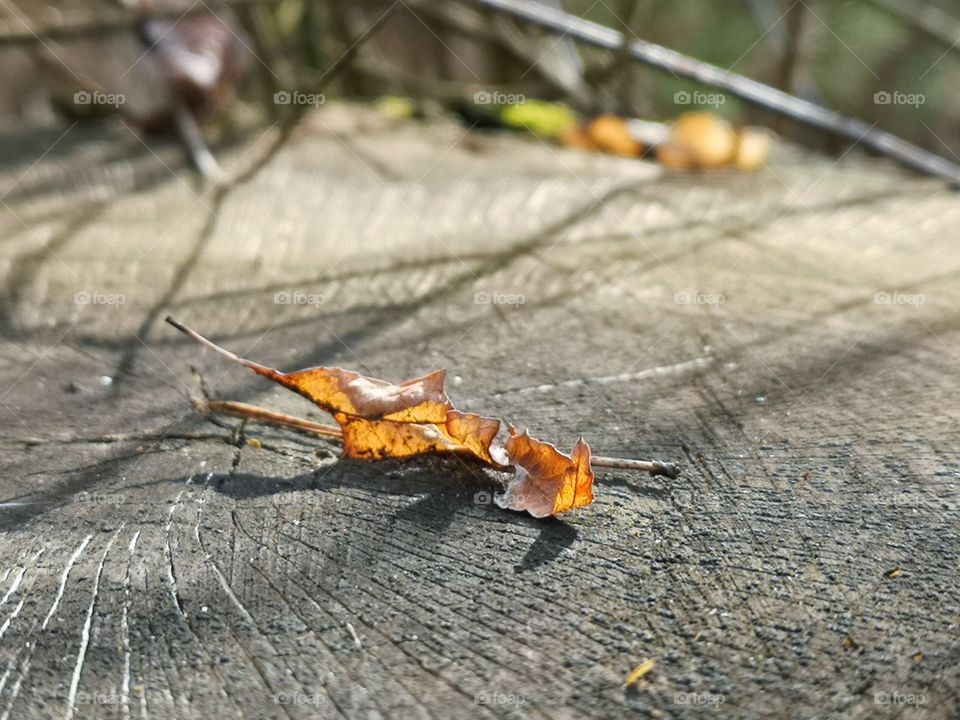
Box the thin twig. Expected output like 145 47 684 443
207 398 680 477
591 455 681 479
207 400 343 438
171 101 223 182
865 0 960 53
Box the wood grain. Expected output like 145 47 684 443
0 104 957 719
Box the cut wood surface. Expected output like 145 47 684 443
0 103 958 719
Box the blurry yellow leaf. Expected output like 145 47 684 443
378 96 414 120
500 100 577 137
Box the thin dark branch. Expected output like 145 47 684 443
865 0 960 53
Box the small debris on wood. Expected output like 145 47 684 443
623 658 656 687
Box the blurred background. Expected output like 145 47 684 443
0 0 957 164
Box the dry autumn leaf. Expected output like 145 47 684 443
496 429 594 518
167 317 499 464
166 317 679 517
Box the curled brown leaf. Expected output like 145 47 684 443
497 428 594 518
166 317 597 517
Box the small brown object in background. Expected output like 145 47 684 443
734 127 773 171
658 111 772 171
657 111 738 168
584 114 643 157
558 125 600 152
137 14 247 135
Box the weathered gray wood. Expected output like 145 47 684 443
1 103 958 719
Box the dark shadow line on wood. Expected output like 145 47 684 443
0 445 169 532
161 176 681 377
108 122 295 388
0 202 107 339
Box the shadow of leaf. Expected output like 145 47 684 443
208 456 580 568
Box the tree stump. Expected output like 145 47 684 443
1 104 957 718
